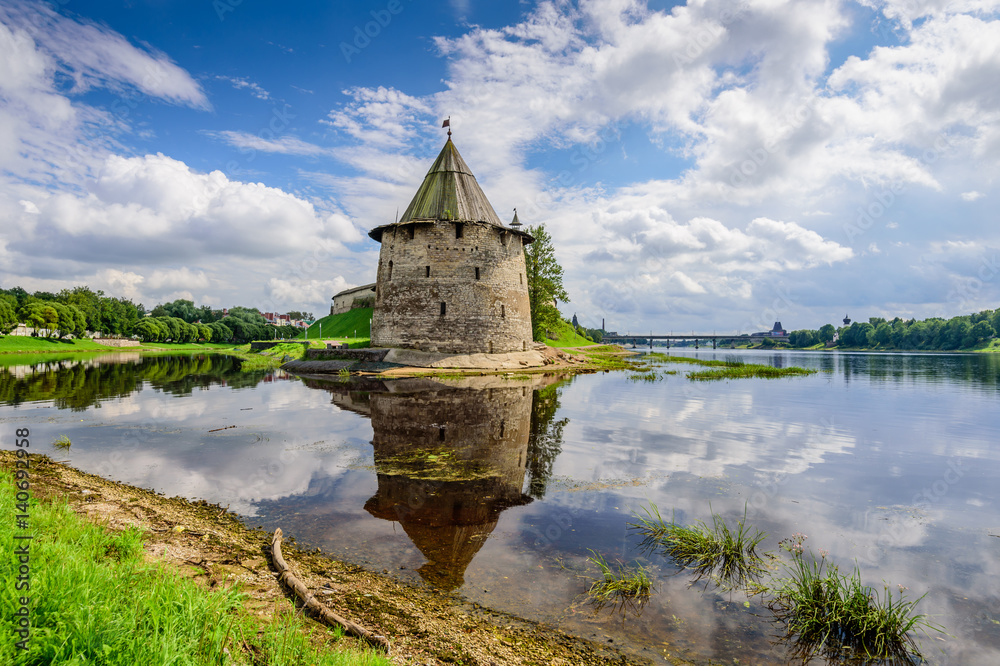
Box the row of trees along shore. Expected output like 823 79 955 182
0 286 303 344
787 310 1000 350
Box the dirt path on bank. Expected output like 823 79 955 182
3 453 685 665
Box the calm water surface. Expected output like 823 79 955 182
1 349 998 664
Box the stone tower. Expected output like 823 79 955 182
368 137 534 353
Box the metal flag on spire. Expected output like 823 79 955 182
510 207 521 227
442 116 451 137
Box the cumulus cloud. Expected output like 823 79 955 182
9 153 362 263
5 0 1000 325
313 0 1000 325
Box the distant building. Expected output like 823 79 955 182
843 314 851 326
331 283 376 316
750 321 788 338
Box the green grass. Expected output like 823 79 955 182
573 345 646 371
258 341 313 361
0 336 238 358
687 364 817 380
51 435 72 450
770 542 937 662
627 369 661 382
135 342 234 351
0 336 119 354
641 353 816 380
300 308 372 347
544 319 597 348
629 503 767 590
0 468 389 666
623 506 935 661
585 551 653 611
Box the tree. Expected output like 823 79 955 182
161 299 198 323
19 302 59 335
208 320 233 343
818 324 836 343
524 224 569 342
971 320 995 343
287 311 313 321
0 298 17 334
133 319 163 342
873 322 892 347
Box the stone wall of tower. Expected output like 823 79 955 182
370 220 533 353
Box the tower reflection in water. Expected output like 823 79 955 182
322 376 562 591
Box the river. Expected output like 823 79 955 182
1 349 997 664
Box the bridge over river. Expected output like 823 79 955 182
602 333 754 349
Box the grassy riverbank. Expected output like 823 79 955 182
0 453 652 665
0 336 234 355
0 466 387 665
544 319 597 348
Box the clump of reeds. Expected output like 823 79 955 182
687 364 816 380
629 503 767 590
53 434 72 450
627 370 660 382
585 550 653 611
770 537 937 662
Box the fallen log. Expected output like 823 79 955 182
270 528 391 653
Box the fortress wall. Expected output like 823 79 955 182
370 221 532 353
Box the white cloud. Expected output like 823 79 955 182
146 267 211 292
324 86 433 149
0 2 208 108
216 75 271 101
17 152 362 260
962 190 985 201
208 131 333 157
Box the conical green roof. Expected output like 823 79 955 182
398 138 502 225
369 138 532 243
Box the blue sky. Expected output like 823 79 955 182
1 0 999 333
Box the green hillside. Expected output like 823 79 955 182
300 308 372 346
300 308 595 350
545 319 597 348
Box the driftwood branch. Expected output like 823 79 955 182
270 528 391 653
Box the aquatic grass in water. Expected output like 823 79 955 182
627 369 660 382
585 551 653 612
630 503 767 590
52 434 72 449
770 540 937 663
687 364 816 380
